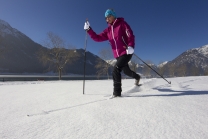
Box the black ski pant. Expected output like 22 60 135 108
113 54 140 96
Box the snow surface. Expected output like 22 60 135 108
0 19 11 27
189 44 208 57
0 19 22 38
158 61 168 67
198 45 208 57
0 76 208 139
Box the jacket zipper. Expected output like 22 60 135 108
111 19 119 57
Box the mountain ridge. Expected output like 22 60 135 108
0 19 105 75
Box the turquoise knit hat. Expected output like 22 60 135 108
105 9 116 18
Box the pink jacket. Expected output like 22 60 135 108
87 18 135 58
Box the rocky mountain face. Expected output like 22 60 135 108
0 19 46 73
0 19 105 75
170 45 208 69
1 19 207 77
163 45 208 76
107 45 208 77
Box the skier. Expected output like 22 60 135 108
84 9 141 97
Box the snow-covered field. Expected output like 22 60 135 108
0 76 208 139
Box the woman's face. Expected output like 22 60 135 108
106 15 115 24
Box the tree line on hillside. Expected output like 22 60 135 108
1 31 208 79
158 63 208 77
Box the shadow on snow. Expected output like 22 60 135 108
131 88 208 97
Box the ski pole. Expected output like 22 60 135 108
133 53 171 84
83 19 88 95
123 45 171 84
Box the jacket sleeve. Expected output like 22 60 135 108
87 27 108 42
122 21 135 48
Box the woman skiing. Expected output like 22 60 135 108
84 9 141 97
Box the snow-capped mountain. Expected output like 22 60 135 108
0 19 46 73
106 45 208 77
0 19 105 74
195 45 208 57
0 19 26 38
164 44 208 76
170 45 208 69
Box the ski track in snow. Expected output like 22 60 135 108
0 77 208 139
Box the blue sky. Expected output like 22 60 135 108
0 0 208 64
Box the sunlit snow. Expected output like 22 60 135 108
1 76 208 139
